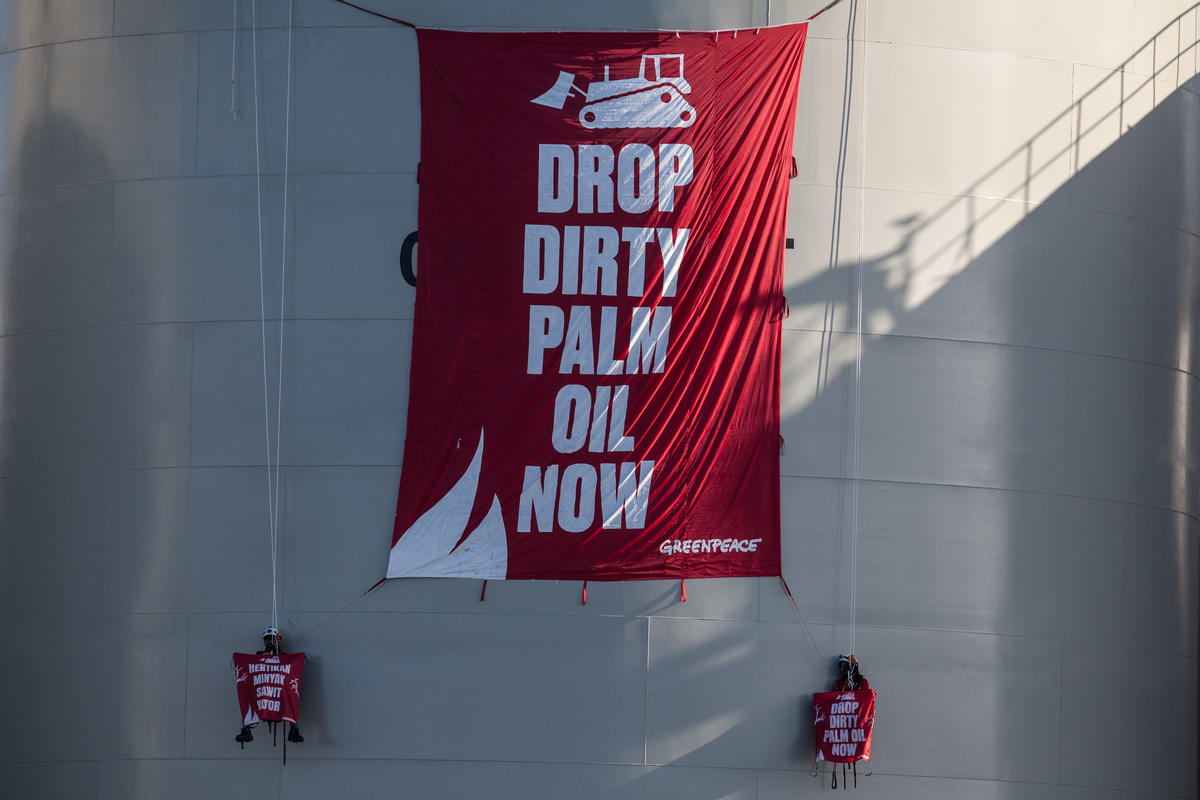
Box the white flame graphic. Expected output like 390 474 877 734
387 429 508 579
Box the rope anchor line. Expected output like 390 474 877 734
249 0 295 633
331 0 846 30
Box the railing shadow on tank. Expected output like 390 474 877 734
620 6 1200 797
796 1 1200 422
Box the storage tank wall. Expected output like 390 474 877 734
0 1 1195 797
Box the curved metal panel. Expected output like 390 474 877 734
1 2 1196 798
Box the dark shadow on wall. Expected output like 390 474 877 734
619 5 1200 798
622 79 1200 800
1 102 195 782
3 108 114 330
789 81 1198 797
1 105 116 468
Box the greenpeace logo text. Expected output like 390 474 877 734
659 537 763 555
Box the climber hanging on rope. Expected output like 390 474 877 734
812 653 876 789
834 653 869 692
233 627 306 752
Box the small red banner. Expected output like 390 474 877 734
813 689 875 763
388 25 807 581
233 653 305 726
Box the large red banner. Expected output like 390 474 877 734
389 25 807 581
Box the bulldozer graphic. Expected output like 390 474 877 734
531 53 697 129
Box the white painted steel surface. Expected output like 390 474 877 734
0 1 1196 797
